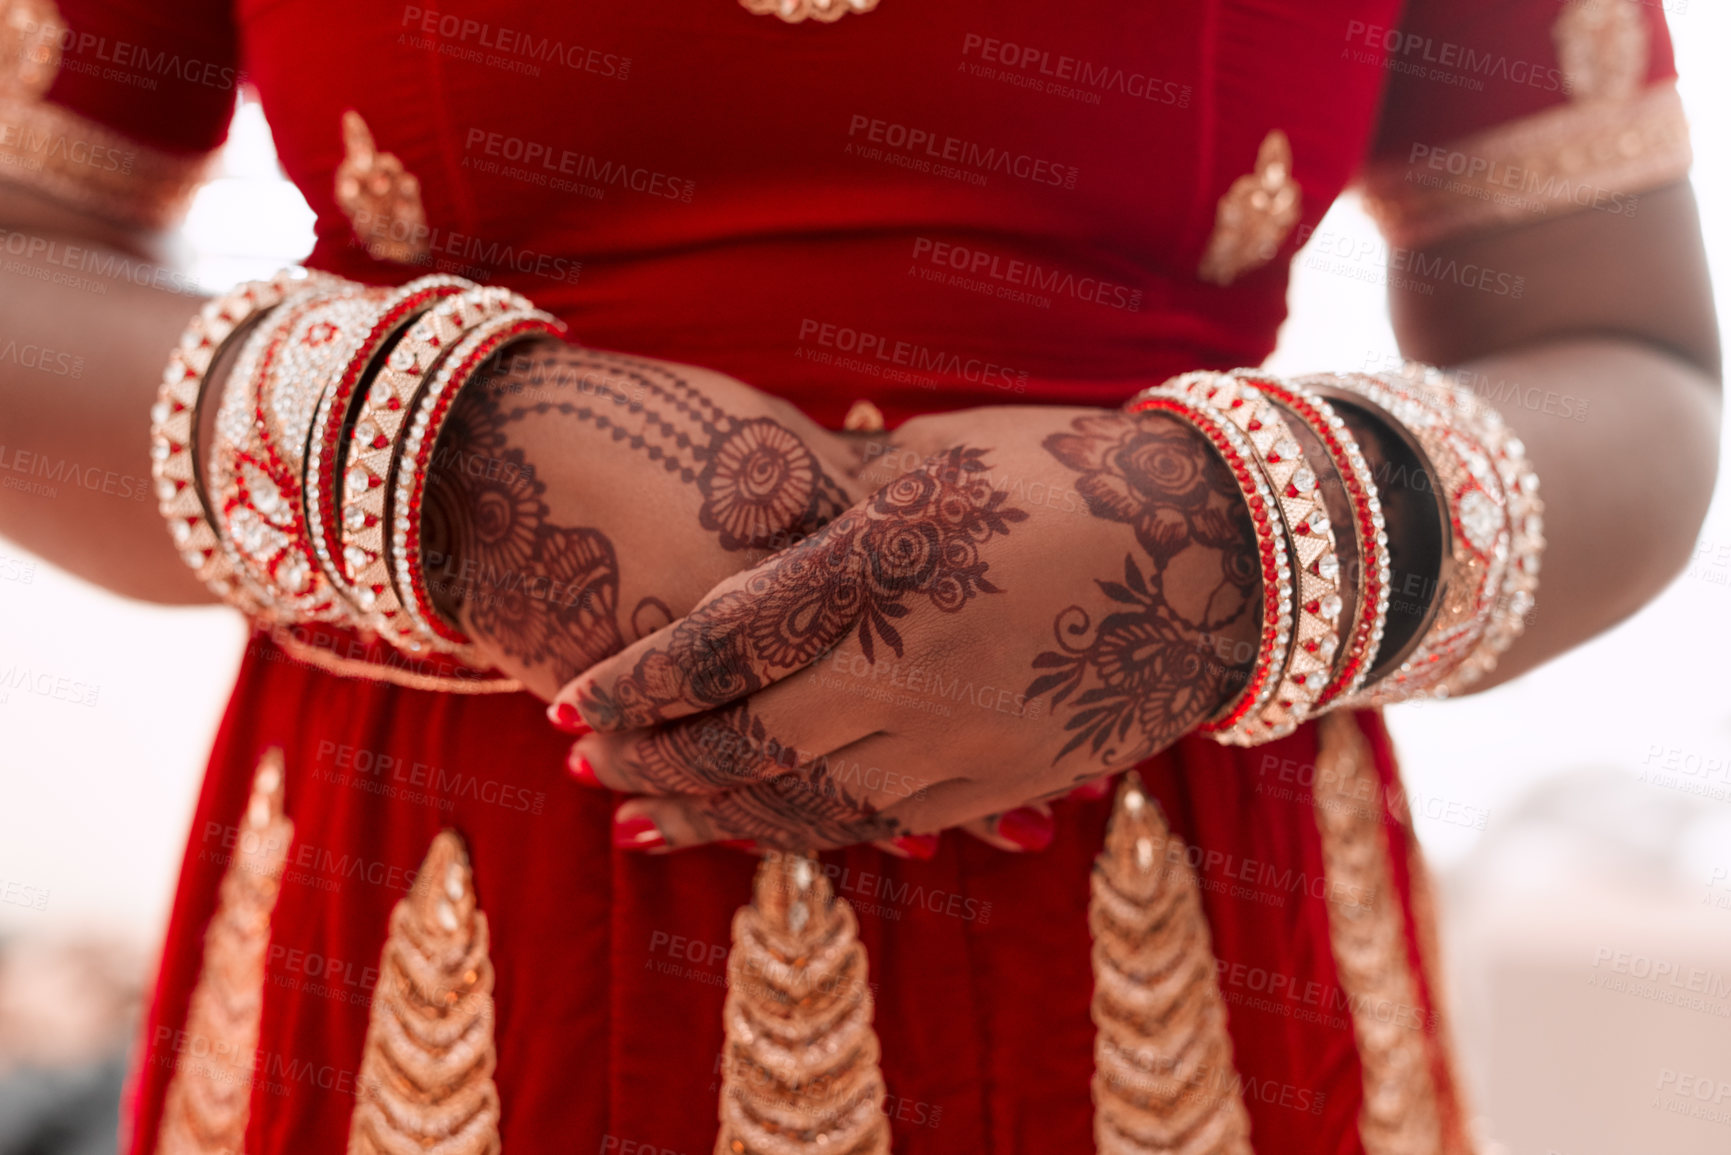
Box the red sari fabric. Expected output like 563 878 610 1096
21 0 1677 1151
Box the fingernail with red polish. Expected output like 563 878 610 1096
613 814 665 851
998 807 1055 852
568 750 602 787
547 701 592 736
891 833 939 861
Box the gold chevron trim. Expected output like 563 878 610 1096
1312 713 1442 1155
347 830 501 1155
1091 773 1254 1155
715 851 890 1155
158 750 294 1155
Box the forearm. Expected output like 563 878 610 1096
1444 337 1719 689
0 189 213 603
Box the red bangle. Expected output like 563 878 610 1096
1124 390 1293 739
1237 373 1390 709
304 275 472 607
390 310 566 651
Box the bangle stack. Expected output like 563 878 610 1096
1124 362 1542 743
152 267 568 683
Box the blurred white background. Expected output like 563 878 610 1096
3 9 1731 1153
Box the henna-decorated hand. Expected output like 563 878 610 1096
549 405 1263 852
422 341 871 701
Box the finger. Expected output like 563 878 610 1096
569 674 882 797
611 729 968 852
959 804 1055 853
611 773 902 853
557 506 870 731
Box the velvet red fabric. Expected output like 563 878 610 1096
23 0 1675 1151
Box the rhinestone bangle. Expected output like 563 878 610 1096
390 310 566 652
1386 364 1544 696
1242 373 1391 709
208 281 365 622
150 269 327 612
1155 373 1348 743
1323 371 1520 706
304 275 473 606
338 286 534 653
1124 389 1294 742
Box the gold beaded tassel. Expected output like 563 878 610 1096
158 751 294 1155
347 830 501 1155
1091 774 1254 1155
715 851 891 1155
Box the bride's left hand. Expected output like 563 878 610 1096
551 405 1263 852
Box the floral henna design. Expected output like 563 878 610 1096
1028 414 1259 764
422 349 860 684
681 762 908 850
583 446 1029 730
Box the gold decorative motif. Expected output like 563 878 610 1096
335 110 431 265
1555 0 1649 104
738 0 878 24
1360 82 1690 250
841 399 885 434
1090 773 1254 1155
0 96 212 228
1 0 62 99
158 751 294 1155
715 851 890 1155
1198 130 1301 287
1311 714 1441 1155
347 830 501 1155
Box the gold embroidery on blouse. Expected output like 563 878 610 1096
1312 714 1442 1155
1555 0 1649 104
1091 774 1255 1155
157 751 294 1155
1 0 62 99
0 96 212 228
1198 130 1301 287
716 851 891 1155
739 0 879 24
842 399 885 433
335 110 431 265
1359 81 1690 250
347 830 501 1155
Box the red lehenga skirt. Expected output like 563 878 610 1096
127 626 1474 1155
14 0 1683 1151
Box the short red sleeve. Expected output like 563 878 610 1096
1356 0 1691 248
0 0 239 227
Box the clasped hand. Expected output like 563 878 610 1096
525 392 1263 853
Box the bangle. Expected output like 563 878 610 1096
1240 373 1390 708
304 274 473 607
339 286 534 652
1155 373 1348 743
151 270 326 613
390 310 566 652
1321 370 1531 705
1124 388 1293 742
1392 365 1544 696
208 280 366 622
